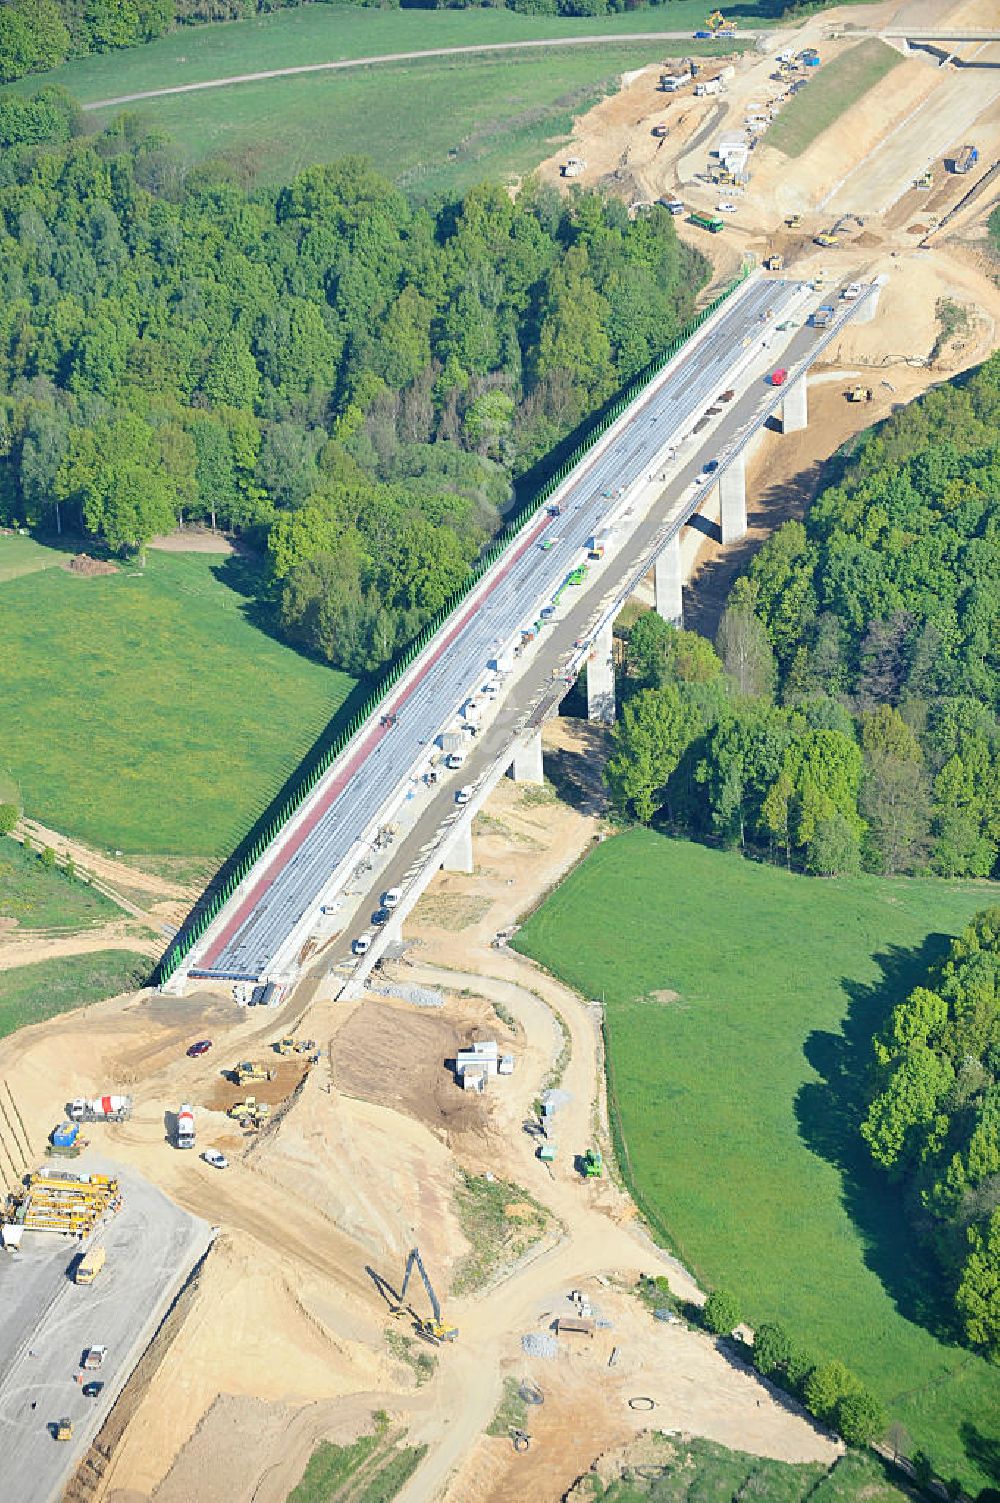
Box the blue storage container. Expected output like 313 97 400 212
52 1122 79 1148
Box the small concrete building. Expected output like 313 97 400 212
456 1040 499 1078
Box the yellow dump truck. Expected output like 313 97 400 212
75 1245 106 1285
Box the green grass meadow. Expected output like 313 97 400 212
8 5 750 105
87 46 683 192
590 1438 909 1503
0 534 69 585
0 547 352 858
0 839 118 930
768 38 902 159
514 830 1000 1494
0 950 150 1040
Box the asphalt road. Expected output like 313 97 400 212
317 287 852 978
188 274 807 984
0 1159 212 1503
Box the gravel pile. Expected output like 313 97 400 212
369 981 444 1009
521 1333 558 1359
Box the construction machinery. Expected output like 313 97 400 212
54 1418 73 1442
233 1060 274 1086
951 144 978 175
176 1103 195 1150
67 1095 131 1124
846 386 873 403
784 213 802 229
763 253 784 271
275 1038 317 1056
398 1246 458 1344
228 1097 271 1129
75 1244 106 1285
914 169 933 190
813 230 839 247
582 1148 603 1178
47 1122 87 1159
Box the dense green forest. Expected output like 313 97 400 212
0 110 708 671
607 353 1000 879
862 906 1000 1363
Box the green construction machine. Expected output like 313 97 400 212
582 1148 603 1178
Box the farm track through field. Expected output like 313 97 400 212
83 32 763 110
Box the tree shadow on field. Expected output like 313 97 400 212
794 933 961 1343
961 1421 1000 1485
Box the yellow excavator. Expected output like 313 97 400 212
397 1247 458 1344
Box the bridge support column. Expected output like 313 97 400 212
653 533 683 628
780 378 808 434
719 453 747 546
442 817 474 874
587 622 615 724
510 728 544 785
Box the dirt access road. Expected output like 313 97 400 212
2 730 842 1503
81 32 768 112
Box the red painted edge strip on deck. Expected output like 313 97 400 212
196 508 552 971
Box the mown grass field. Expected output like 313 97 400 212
0 534 69 584
768 38 902 158
0 950 149 1040
0 547 351 858
8 4 750 104
0 839 118 930
514 830 1000 1495
87 46 689 192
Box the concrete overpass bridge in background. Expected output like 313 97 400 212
161 270 884 998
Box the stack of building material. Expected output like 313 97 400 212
19 1168 119 1236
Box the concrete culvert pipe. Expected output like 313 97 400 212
628 1395 656 1410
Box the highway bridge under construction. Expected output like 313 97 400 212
162 269 882 994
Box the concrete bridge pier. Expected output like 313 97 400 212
587 621 615 724
719 452 748 545
442 817 474 874
780 378 808 434
653 532 683 627
510 728 544 785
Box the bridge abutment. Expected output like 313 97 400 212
779 378 808 434
719 452 748 545
586 621 615 724
853 285 882 324
510 728 544 784
442 817 474 874
653 533 684 627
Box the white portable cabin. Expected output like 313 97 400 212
456 1040 499 1078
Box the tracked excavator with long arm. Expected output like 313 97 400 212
399 1247 458 1344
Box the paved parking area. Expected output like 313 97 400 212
0 1158 212 1503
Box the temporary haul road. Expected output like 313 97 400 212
168 271 873 994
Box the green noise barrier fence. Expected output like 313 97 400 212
159 263 753 983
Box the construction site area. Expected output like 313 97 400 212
0 0 999 1497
